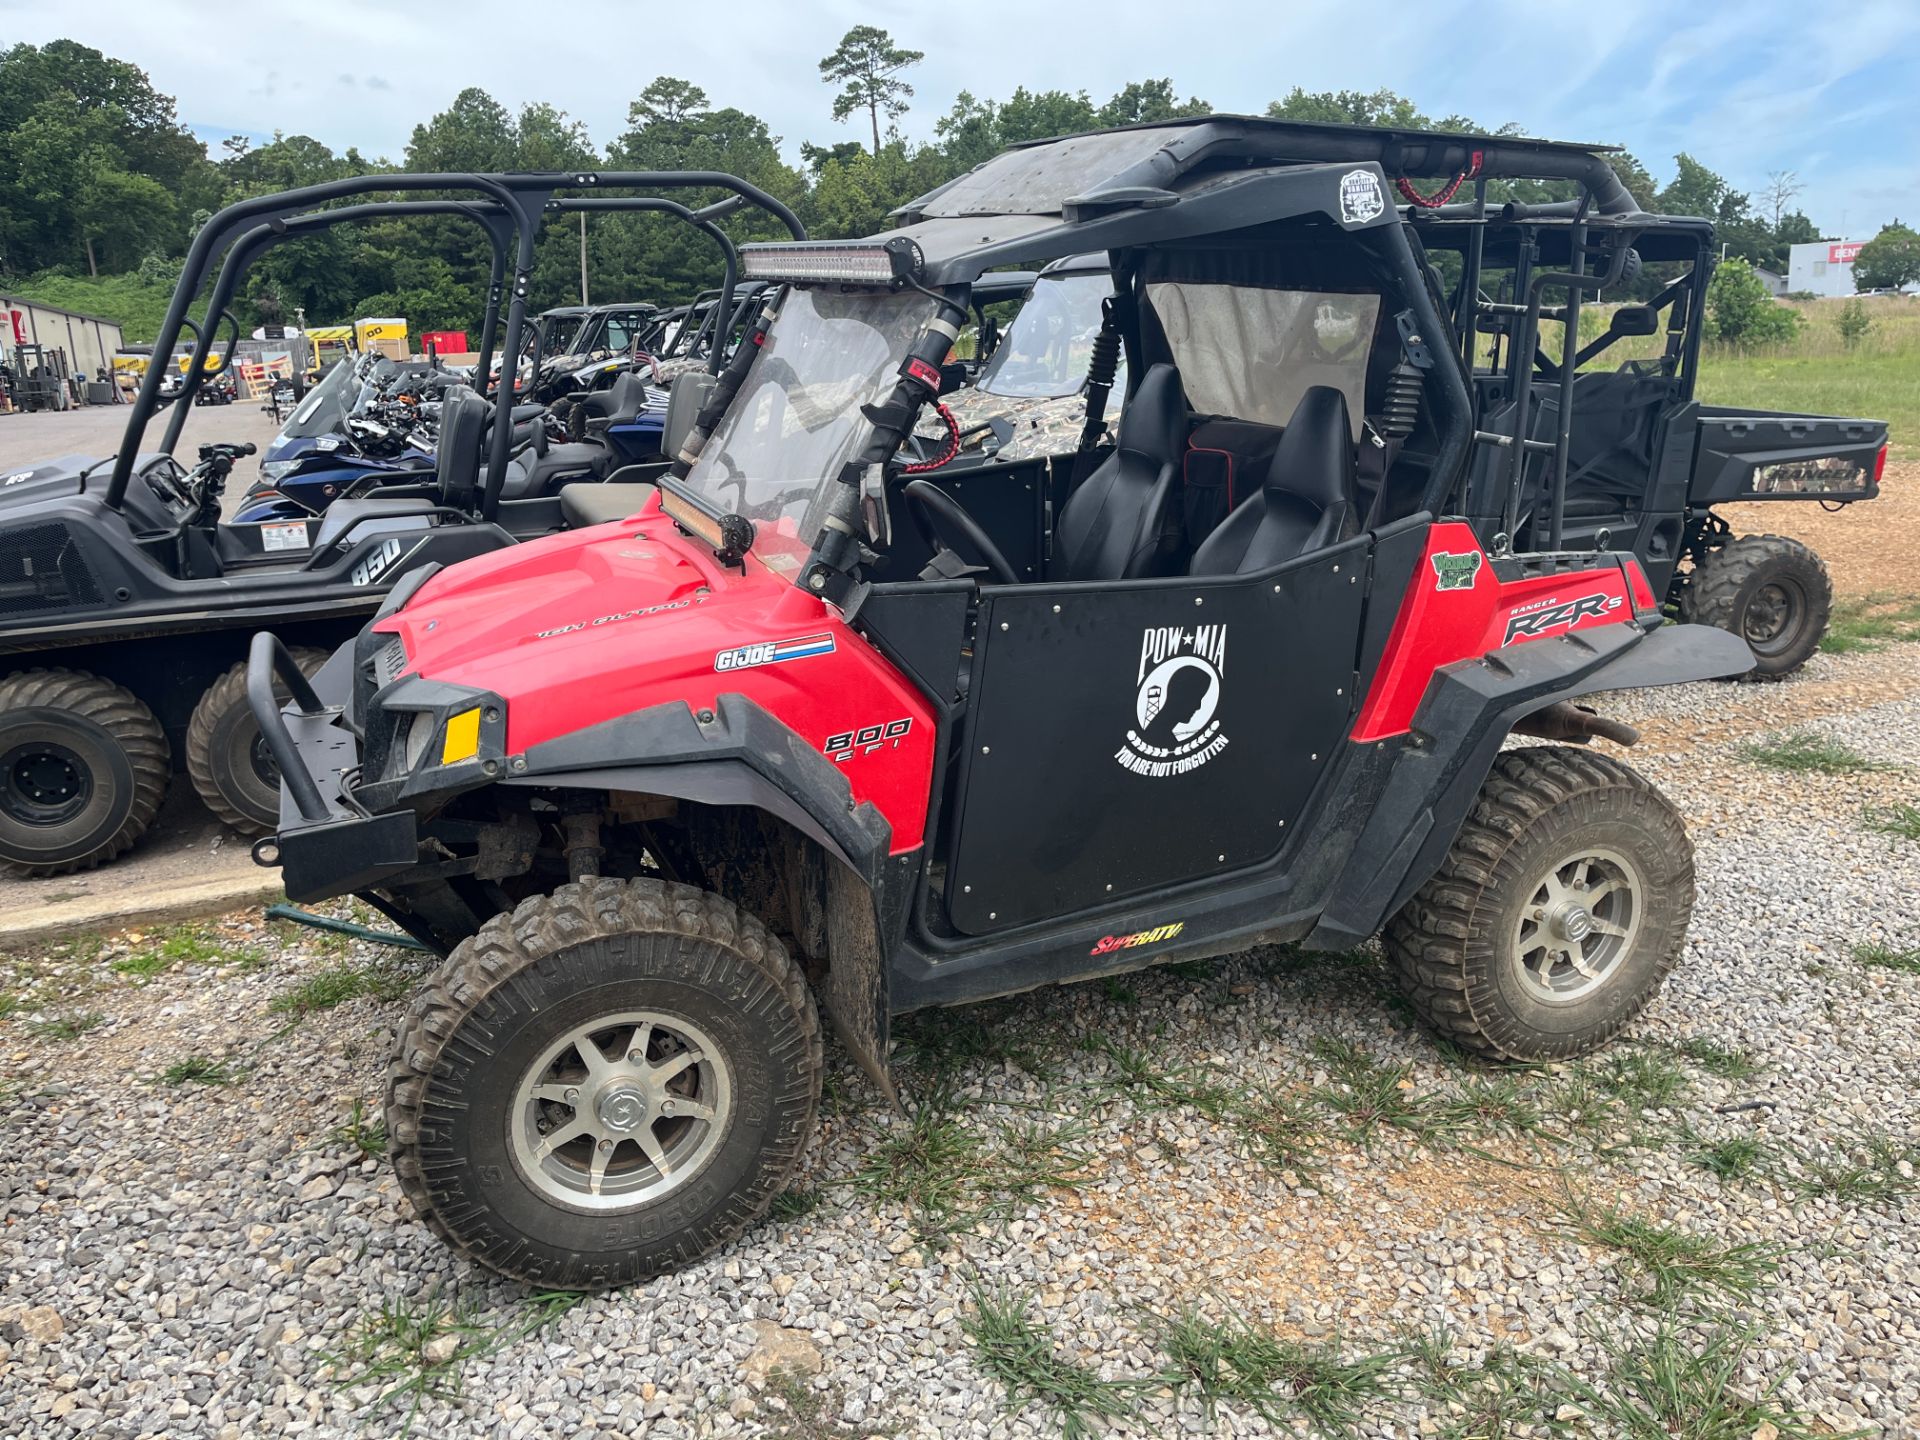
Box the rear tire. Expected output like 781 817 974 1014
0 669 169 877
1680 533 1831 680
387 877 822 1289
185 646 327 836
1385 747 1693 1063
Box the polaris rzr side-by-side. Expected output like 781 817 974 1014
254 118 1812 1290
0 173 802 873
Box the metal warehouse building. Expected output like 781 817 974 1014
1782 239 1911 298
1 295 127 380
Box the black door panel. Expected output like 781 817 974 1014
945 540 1368 934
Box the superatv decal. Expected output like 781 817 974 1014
533 596 698 641
1115 625 1229 779
825 718 913 763
713 633 836 672
1339 170 1385 225
349 537 406 586
1090 922 1185 957
1430 551 1483 591
1502 592 1622 645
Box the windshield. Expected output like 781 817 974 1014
539 315 585 357
279 360 356 439
976 271 1117 400
677 287 936 562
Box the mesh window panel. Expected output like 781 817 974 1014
0 522 104 613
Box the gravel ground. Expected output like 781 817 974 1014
2 638 1917 1438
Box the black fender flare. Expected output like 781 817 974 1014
507 694 915 1099
1305 621 1752 949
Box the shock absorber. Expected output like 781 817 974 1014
1378 360 1423 441
1076 301 1122 452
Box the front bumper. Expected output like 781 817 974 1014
247 632 420 903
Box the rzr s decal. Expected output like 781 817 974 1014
1502 592 1622 645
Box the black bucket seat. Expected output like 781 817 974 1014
1189 386 1359 575
1051 364 1187 580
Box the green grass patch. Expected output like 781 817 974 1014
0 991 17 1021
270 962 413 1018
1853 941 1920 974
1308 1036 1438 1144
1668 1038 1761 1082
1088 1033 1235 1120
1577 1318 1822 1439
964 1282 1144 1439
1791 1129 1920 1205
112 924 240 979
1585 1047 1691 1112
1226 1087 1324 1171
1682 1132 1774 1184
331 1099 388 1158
1402 1329 1572 1440
162 1055 236 1086
1821 595 1920 654
768 1187 822 1221
30 1011 104 1040
1557 1197 1779 1308
1738 730 1886 775
329 1285 580 1432
1153 1303 1400 1430
892 1004 1054 1082
1864 803 1920 842
849 1110 1087 1239
1429 1073 1549 1142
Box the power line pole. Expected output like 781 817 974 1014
579 212 590 306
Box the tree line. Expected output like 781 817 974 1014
0 33 1879 340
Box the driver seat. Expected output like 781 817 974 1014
1050 364 1186 580
1189 387 1359 575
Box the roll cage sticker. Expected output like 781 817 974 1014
1430 551 1483 591
1339 170 1386 226
1090 922 1185 957
1115 625 1229 779
825 718 912 763
714 633 836 672
1502 592 1622 645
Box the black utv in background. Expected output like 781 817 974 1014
1407 203 1887 678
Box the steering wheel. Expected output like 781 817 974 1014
902 479 1019 585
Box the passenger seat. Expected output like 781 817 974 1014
1188 387 1359 574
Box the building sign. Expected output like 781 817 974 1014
1829 242 1866 265
7 310 25 346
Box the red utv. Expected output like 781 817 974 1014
251 120 1756 1289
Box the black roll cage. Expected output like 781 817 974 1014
108 171 806 521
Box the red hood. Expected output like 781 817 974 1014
374 504 939 849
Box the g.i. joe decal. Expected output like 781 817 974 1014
1115 625 1229 779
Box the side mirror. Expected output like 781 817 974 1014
1610 305 1660 338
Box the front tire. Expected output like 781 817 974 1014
0 669 169 876
387 878 822 1289
1385 747 1694 1062
1680 533 1831 680
185 647 327 835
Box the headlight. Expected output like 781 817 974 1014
259 459 297 482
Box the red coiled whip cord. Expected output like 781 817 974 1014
904 402 961 473
1396 149 1485 209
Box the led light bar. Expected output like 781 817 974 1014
738 238 923 287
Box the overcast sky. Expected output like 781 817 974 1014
6 0 1917 238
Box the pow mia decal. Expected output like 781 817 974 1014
1116 625 1229 779
1431 551 1484 591
1339 169 1386 226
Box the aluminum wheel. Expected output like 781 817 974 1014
508 1009 733 1212
1509 845 1642 1003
